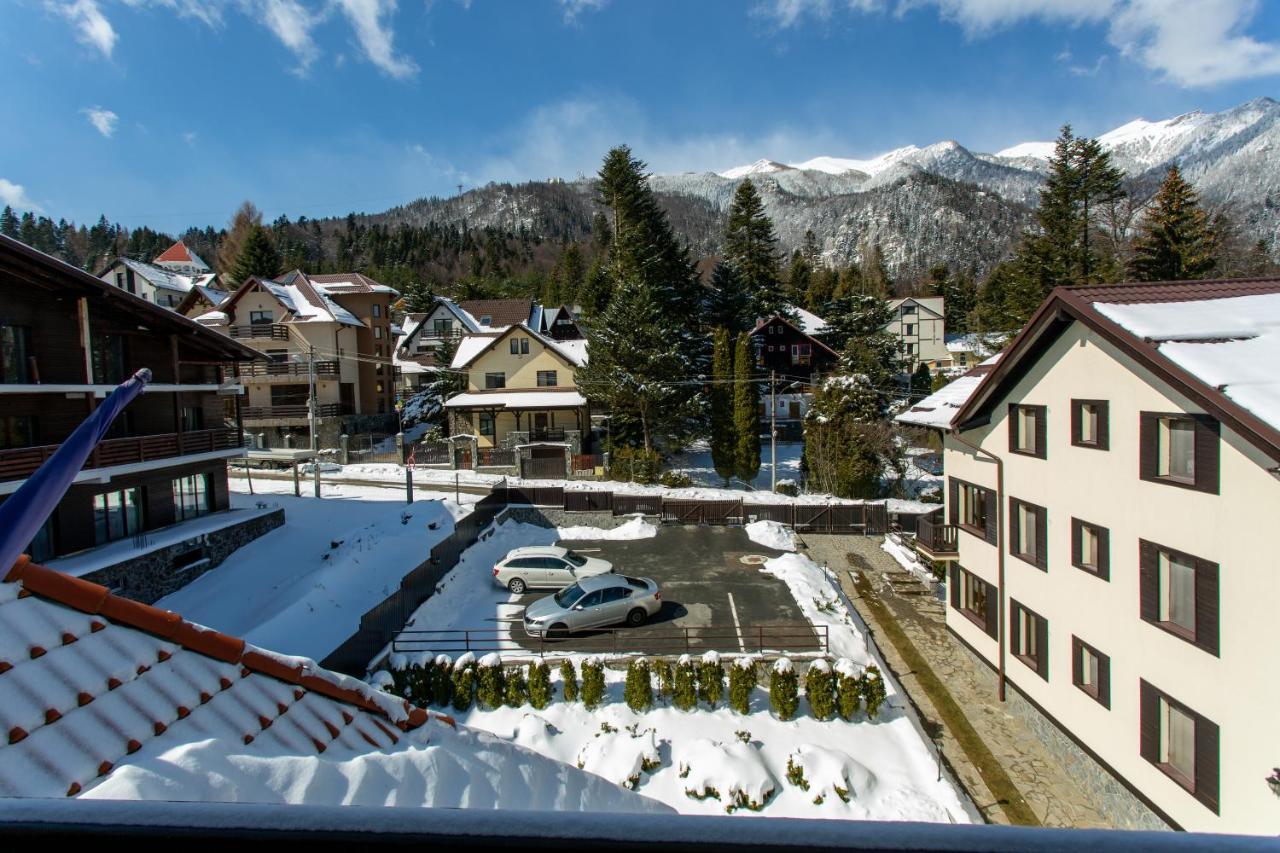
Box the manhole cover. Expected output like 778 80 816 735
739 554 770 565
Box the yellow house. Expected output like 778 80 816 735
443 323 589 471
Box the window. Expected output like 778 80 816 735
1140 412 1218 493
1009 498 1047 570
485 372 505 389
949 478 994 543
114 271 125 289
949 565 998 639
433 318 453 336
374 326 383 339
1 325 32 383
905 342 916 355
1008 404 1045 458
249 310 272 325
904 323 915 336
271 384 309 406
180 406 204 432
26 517 54 563
509 337 530 355
372 304 381 318
1071 636 1110 707
902 304 917 315
1010 600 1048 679
479 315 492 326
1070 518 1109 579
0 415 36 449
767 345 774 352
1071 399 1109 449
1140 540 1217 655
478 412 495 438
791 343 811 366
537 370 558 387
125 268 136 294
172 474 211 522
92 334 127 385
376 382 385 394
94 487 143 544
1140 680 1219 813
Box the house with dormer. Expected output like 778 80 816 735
98 241 224 310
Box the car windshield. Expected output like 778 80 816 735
562 550 587 567
553 582 584 607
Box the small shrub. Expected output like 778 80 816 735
528 660 552 709
770 657 799 721
805 659 836 721
476 654 505 709
774 480 799 497
608 446 661 484
698 650 725 709
598 721 617 734
673 655 698 712
728 656 757 715
432 654 454 708
581 656 606 711
450 655 475 712
624 657 653 713
835 659 861 721
653 658 674 701
785 755 809 790
659 470 693 488
734 729 752 744
504 664 528 708
559 658 579 703
861 664 886 719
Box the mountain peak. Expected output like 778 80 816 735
717 159 793 179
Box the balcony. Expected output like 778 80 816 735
916 515 959 561
529 427 566 442
242 403 349 422
239 361 339 381
230 324 290 341
0 428 242 483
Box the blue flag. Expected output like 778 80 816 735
0 368 152 574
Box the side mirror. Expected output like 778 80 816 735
572 605 584 611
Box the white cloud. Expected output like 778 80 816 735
255 0 321 71
81 106 119 137
49 0 118 59
122 0 225 28
559 0 609 24
0 179 42 213
183 130 199 146
334 0 418 79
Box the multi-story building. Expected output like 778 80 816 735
898 278 1280 834
98 241 223 310
0 234 275 602
205 270 399 448
886 296 948 371
750 311 839 440
395 297 482 392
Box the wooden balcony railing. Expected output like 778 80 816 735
0 428 241 482
230 324 290 341
530 427 566 441
242 403 348 421
239 360 339 379
916 515 959 557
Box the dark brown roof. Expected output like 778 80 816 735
749 313 840 358
459 299 533 328
1066 277 1280 305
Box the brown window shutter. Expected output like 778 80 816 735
1008 498 1021 556
1096 402 1110 451
1097 648 1111 709
1034 505 1048 570
1008 404 1018 452
1034 405 1047 459
1139 679 1159 764
1194 713 1220 814
1009 601 1021 655
984 487 998 546
1139 539 1158 623
1034 611 1049 679
1070 401 1081 445
1071 636 1082 684
1070 518 1082 567
1139 412 1158 481
1096 525 1111 581
1192 415 1220 495
948 478 959 526
950 564 960 609
984 579 999 640
1195 558 1220 657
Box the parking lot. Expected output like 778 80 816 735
506 524 823 655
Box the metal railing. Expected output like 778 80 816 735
240 360 339 378
477 448 515 467
229 323 290 340
916 515 959 555
0 428 241 481
242 403 347 420
529 427 566 441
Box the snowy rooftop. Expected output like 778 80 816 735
451 324 588 370
895 354 1000 430
117 258 197 294
444 389 587 410
944 332 1009 354
789 305 828 336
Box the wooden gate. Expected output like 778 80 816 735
661 499 743 525
521 447 565 479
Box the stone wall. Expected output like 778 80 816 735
953 640 1172 831
82 508 285 605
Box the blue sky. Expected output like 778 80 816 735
2 0 1278 234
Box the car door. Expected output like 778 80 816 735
541 557 575 588
502 557 536 589
568 590 604 630
598 586 633 625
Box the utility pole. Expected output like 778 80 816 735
308 343 320 498
770 370 777 493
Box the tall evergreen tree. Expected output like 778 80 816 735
723 179 783 318
577 259 612 317
859 242 893 299
732 331 761 484
558 242 585 306
709 328 736 485
785 249 812 306
230 225 282 284
0 206 18 239
1073 135 1126 283
702 261 753 333
1128 165 1217 282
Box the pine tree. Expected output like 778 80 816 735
577 259 612 317
703 261 753 333
724 179 783 318
1128 165 1217 282
785 250 812 307
728 656 757 715
559 658 579 703
229 224 281 284
528 660 552 709
733 331 761 484
709 327 736 486
859 243 893 299
0 206 18 239
804 659 836 721
697 651 725 709
624 657 653 712
558 242 585 306
909 363 933 403
580 657 606 710
769 658 799 721
1073 135 1126 283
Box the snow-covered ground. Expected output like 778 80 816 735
667 439 804 492
157 478 471 660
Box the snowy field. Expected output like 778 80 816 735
666 439 804 491
383 517 975 823
158 478 471 660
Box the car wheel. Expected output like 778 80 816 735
547 623 569 640
507 578 526 594
626 608 647 627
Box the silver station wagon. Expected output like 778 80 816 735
522 574 662 638
491 545 613 594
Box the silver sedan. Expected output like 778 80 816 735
522 574 662 638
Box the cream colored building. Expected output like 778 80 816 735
886 296 949 371
898 279 1280 835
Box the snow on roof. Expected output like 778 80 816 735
451 324 587 370
1094 292 1280 430
451 334 501 369
117 258 196 294
444 390 587 409
789 305 828 335
549 337 588 367
945 332 1009 354
308 272 399 295
192 309 228 325
895 354 1001 430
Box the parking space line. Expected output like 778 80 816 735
726 592 746 653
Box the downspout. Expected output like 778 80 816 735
950 429 1007 703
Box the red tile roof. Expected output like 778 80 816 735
0 556 450 799
154 241 195 264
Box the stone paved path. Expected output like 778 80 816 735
800 533 1111 829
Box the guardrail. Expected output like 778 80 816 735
392 623 827 657
229 323 290 340
0 428 240 481
242 403 347 420
240 360 339 378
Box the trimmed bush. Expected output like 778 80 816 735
432 654 454 708
728 656 757 715
608 446 660 484
770 657 799 721
653 658 674 701
804 659 836 721
451 653 475 712
625 657 653 712
861 665 887 719
528 660 552 709
698 650 725 709
673 655 698 712
581 656 606 711
476 653 505 709
835 659 861 721
504 664 528 708
658 470 693 488
559 658 579 703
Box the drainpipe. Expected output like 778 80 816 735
950 429 1007 703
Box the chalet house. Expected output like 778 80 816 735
203 271 399 448
395 297 482 391
98 241 223 310
944 332 1009 373
153 239 212 275
0 234 277 603
444 323 589 478
750 311 839 439
897 278 1280 834
886 296 948 371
